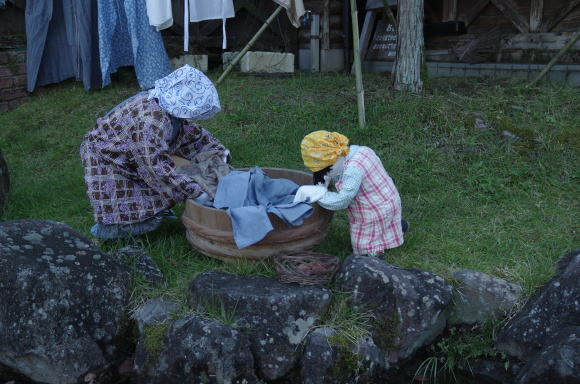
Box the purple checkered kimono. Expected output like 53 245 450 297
80 92 227 225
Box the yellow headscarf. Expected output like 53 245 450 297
301 131 350 172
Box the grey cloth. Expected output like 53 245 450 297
175 150 232 199
271 0 305 28
212 167 313 249
25 0 101 92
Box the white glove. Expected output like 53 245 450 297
193 191 211 204
222 149 230 163
293 185 328 204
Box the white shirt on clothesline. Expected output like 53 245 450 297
184 0 235 51
146 0 173 31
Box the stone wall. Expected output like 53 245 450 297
0 49 27 113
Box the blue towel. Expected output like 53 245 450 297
213 167 313 249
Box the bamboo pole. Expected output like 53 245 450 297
216 5 284 85
527 31 580 87
350 0 366 128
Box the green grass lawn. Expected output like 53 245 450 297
0 71 577 307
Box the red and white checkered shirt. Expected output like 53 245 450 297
336 146 404 255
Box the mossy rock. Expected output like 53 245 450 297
325 337 374 383
373 310 400 353
143 322 170 363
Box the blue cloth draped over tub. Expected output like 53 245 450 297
213 167 314 249
25 0 101 91
97 0 171 89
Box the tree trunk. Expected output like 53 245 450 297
392 0 424 93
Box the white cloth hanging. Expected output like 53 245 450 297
184 0 235 51
146 0 173 31
272 0 306 28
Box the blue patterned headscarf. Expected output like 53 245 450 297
148 64 221 120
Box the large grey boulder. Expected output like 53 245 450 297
448 269 523 326
299 327 392 384
335 256 453 364
189 271 333 381
0 220 131 384
134 314 259 384
496 250 580 360
0 149 9 217
515 326 580 384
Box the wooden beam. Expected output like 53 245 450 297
499 32 580 50
311 14 320 72
442 0 458 22
490 0 530 33
540 0 580 32
529 0 543 32
350 0 366 128
354 10 377 73
323 0 330 50
465 0 490 27
380 0 398 29
320 0 330 72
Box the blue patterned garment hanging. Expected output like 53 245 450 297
97 0 171 89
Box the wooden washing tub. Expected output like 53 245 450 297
181 168 333 262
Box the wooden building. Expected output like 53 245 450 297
360 0 580 82
2 0 578 85
202 0 579 79
167 0 353 72
426 0 578 64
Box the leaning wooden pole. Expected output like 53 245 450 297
217 5 284 85
380 0 398 29
349 0 366 128
527 31 580 87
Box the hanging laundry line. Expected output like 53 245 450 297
98 0 172 89
25 0 172 91
216 0 365 128
216 0 305 85
25 0 102 92
183 0 235 51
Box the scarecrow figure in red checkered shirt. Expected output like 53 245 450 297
294 131 408 258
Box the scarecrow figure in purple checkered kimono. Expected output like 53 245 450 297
80 65 230 239
294 131 408 258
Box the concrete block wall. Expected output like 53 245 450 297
361 60 580 86
0 50 28 113
240 52 294 73
427 62 580 85
298 48 345 72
